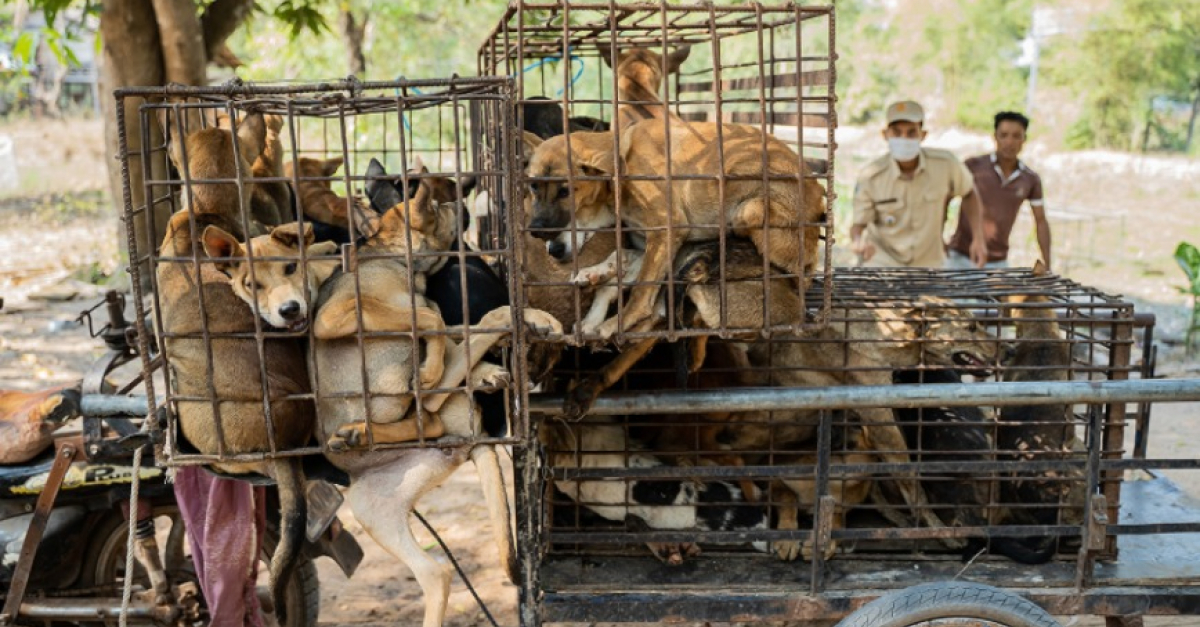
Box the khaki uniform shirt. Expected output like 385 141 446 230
852 148 974 268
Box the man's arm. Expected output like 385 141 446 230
850 181 877 262
961 188 988 267
1031 203 1052 270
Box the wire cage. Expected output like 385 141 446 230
114 77 531 467
522 266 1163 624
477 1 837 347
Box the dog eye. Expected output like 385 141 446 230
556 186 571 199
284 262 297 276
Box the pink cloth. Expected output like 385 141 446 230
173 467 267 627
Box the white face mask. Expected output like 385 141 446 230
888 137 921 161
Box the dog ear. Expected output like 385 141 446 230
201 225 245 270
1032 259 1047 276
378 180 432 236
321 156 345 177
365 158 401 215
666 45 691 73
573 133 618 176
521 131 545 160
458 175 477 199
269 222 315 250
596 41 615 68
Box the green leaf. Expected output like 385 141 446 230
12 32 37 67
1175 241 1200 294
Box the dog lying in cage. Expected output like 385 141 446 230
153 107 311 619
543 417 770 564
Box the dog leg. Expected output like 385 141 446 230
470 445 518 582
327 412 447 450
579 285 618 335
734 198 805 288
563 337 659 419
423 306 561 414
596 231 681 339
772 483 803 561
347 451 463 627
857 408 948 534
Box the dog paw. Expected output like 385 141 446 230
595 316 621 340
328 423 368 450
802 538 839 562
647 541 701 565
523 309 564 336
474 363 511 389
773 540 802 562
571 265 611 286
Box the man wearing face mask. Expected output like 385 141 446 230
850 100 988 268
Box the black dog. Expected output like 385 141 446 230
893 369 1056 564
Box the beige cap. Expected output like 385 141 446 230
885 100 925 125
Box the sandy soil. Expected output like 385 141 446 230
0 118 1198 627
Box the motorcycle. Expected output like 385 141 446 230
0 292 361 626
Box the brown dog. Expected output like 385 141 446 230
155 112 310 620
596 44 691 131
246 113 292 227
286 156 356 231
527 120 825 340
770 425 876 562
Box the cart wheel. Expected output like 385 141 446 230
836 581 1063 627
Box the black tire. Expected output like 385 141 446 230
836 582 1063 627
82 505 320 627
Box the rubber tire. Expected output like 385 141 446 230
835 581 1064 627
82 506 320 627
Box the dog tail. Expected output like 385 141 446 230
963 536 1056 565
269 457 307 623
470 445 518 583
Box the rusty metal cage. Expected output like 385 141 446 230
516 267 1200 625
114 78 532 466
477 1 836 347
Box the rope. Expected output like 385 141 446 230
118 443 145 627
413 509 503 627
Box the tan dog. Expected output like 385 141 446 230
527 120 825 339
201 222 339 332
770 425 875 562
286 156 356 231
246 113 292 227
311 178 562 627
596 44 691 131
155 112 310 620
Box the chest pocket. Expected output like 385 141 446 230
874 198 905 231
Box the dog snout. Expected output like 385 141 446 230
529 214 558 241
279 300 303 321
547 239 567 260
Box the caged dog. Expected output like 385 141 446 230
153 108 311 619
307 174 562 627
997 260 1083 557
525 119 826 340
543 417 769 565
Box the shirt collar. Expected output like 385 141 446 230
890 149 927 177
990 152 1024 185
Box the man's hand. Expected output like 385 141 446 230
851 237 876 263
969 235 988 268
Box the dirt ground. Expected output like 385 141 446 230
1 117 1198 627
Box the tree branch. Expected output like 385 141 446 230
200 0 255 64
151 0 206 85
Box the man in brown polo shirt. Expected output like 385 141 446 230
947 111 1052 269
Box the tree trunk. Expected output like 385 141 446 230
338 8 368 77
100 0 169 292
151 0 207 87
1185 85 1200 153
